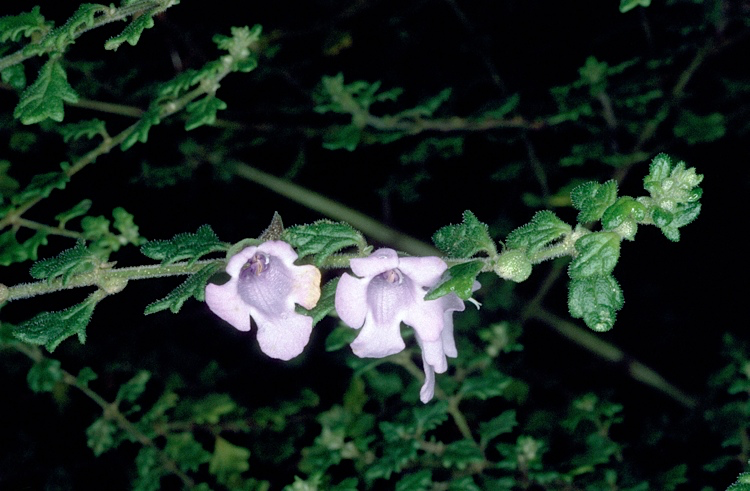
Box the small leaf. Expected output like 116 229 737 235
77 367 98 387
113 207 144 245
27 357 63 393
165 433 211 472
55 199 92 226
620 0 651 13
413 400 449 432
570 180 618 223
325 323 358 352
505 210 571 256
116 370 151 404
11 170 69 205
479 410 518 447
121 107 161 151
673 110 725 145
424 260 482 301
193 393 237 424
59 119 106 142
432 210 496 258
2 64 27 91
87 417 118 456
601 196 646 231
658 202 701 242
441 439 484 470
141 225 227 265
568 274 624 332
460 369 511 400
209 437 251 484
145 262 222 315
568 232 621 279
105 11 155 50
0 229 49 266
364 437 418 481
13 293 99 351
185 96 227 131
283 220 363 266
14 59 79 125
0 6 48 42
29 240 100 285
396 470 432 491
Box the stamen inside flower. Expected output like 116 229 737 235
380 268 403 284
242 253 270 276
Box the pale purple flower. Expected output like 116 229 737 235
205 241 321 361
335 248 469 403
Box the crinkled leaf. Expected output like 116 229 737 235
145 262 222 315
121 107 161 151
193 393 237 424
209 437 251 484
141 225 227 265
658 202 701 242
479 410 517 447
0 229 49 266
13 293 98 351
619 0 650 13
116 370 150 404
29 240 100 285
0 6 48 42
441 439 484 469
55 199 92 226
105 10 155 50
213 25 262 69
133 446 164 491
323 124 362 151
568 274 624 332
14 59 79 124
299 277 339 326
365 437 418 481
59 119 106 142
505 210 571 255
87 417 118 456
11 170 69 205
77 366 98 387
112 207 144 245
424 260 482 301
568 232 621 279
395 470 432 491
673 110 725 145
2 64 27 91
27 357 63 393
727 472 750 491
283 220 363 266
432 210 495 258
413 400 449 432
185 96 227 130
395 88 451 119
449 476 482 491
570 180 618 223
165 432 211 472
601 196 646 230
460 369 511 400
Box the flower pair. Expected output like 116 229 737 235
206 242 472 402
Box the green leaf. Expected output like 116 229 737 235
141 225 227 265
441 439 484 470
479 410 517 447
77 367 98 387
568 232 621 279
323 124 362 151
673 110 725 145
0 6 48 42
11 170 69 205
133 446 164 491
396 470 432 491
112 207 144 245
13 293 99 351
325 322 358 352
55 199 92 226
185 96 227 130
116 370 151 404
209 437 251 484
365 437 418 481
460 369 511 400
165 433 211 472
29 240 100 285
283 220 363 266
193 393 237 424
331 478 360 491
2 64 27 91
105 10 155 50
213 25 262 70
620 0 650 13
299 277 339 326
424 260 482 301
449 476 482 491
601 196 646 238
145 262 222 315
413 400 449 432
121 106 161 151
87 417 118 456
728 472 750 491
431 210 496 258
59 119 106 142
570 180 618 223
568 274 624 332
658 202 701 242
14 59 79 125
0 229 49 266
505 210 571 256
27 357 63 393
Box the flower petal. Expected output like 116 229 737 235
335 273 368 329
349 248 399 277
419 357 436 403
205 279 252 332
397 256 448 287
252 309 313 360
225 246 258 277
290 264 322 310
350 313 405 358
258 240 300 264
